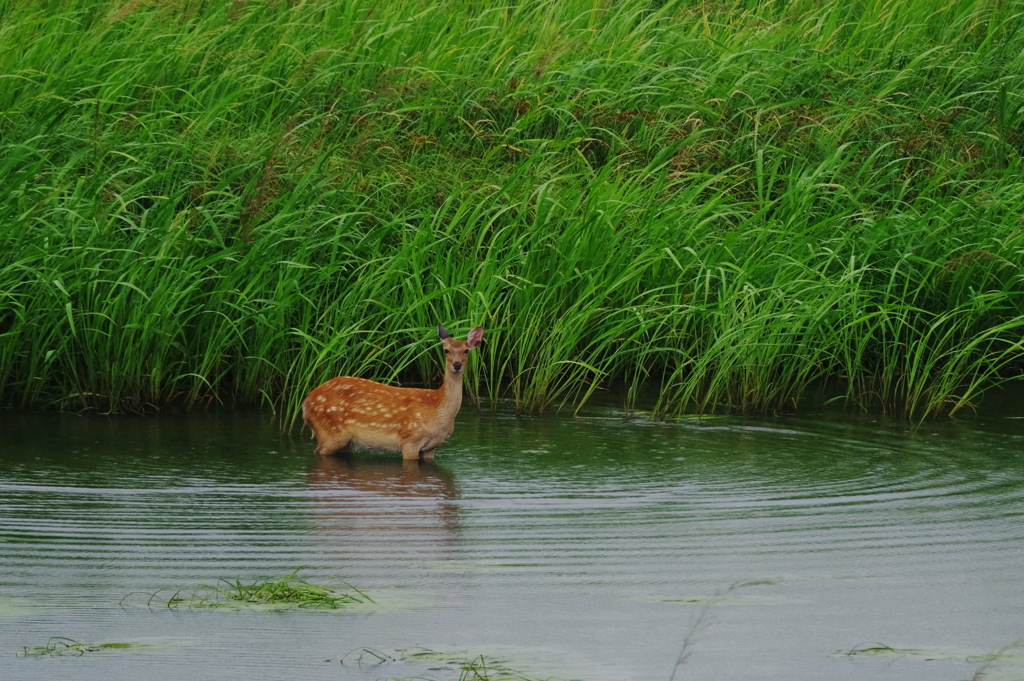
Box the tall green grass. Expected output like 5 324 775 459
2 0 1024 424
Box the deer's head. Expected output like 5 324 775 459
438 325 484 376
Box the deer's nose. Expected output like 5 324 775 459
452 361 463 372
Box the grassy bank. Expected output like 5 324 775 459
2 0 1024 424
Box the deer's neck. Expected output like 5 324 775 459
436 371 465 419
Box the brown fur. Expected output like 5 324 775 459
302 326 483 461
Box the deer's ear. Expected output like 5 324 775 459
438 325 451 339
466 327 484 348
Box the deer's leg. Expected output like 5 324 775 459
316 434 352 457
420 448 436 462
400 442 422 460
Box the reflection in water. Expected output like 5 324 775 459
305 455 464 601
308 456 459 501
307 455 460 547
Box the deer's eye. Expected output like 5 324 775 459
444 350 450 354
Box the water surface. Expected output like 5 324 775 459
1 406 1023 680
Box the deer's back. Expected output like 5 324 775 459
303 376 444 441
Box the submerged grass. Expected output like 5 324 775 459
839 638 1024 676
345 648 554 681
2 0 1024 422
125 568 373 609
18 637 136 657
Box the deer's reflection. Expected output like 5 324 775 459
309 456 458 500
306 456 462 585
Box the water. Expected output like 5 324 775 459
1 405 1023 680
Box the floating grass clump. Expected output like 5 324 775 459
341 647 554 681
18 637 136 657
454 655 529 681
839 639 1024 673
127 569 373 610
1 0 1024 421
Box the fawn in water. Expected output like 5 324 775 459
302 325 484 460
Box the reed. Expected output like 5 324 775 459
2 0 1023 422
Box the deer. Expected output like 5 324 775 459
302 325 484 461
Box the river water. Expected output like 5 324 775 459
1 402 1022 680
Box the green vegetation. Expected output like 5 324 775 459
447 654 541 681
125 568 374 609
2 0 1024 423
840 640 1024 668
18 637 137 657
344 648 554 681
